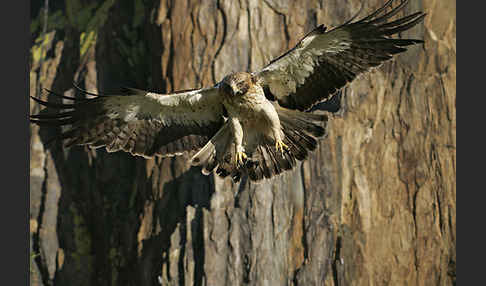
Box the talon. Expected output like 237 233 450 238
275 139 289 154
235 151 247 166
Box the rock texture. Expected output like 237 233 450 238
29 0 456 285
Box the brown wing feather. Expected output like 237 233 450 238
30 87 224 158
255 0 425 111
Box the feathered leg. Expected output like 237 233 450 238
263 103 289 155
229 117 247 166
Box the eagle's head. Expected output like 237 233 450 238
220 72 259 97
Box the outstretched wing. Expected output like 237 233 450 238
254 0 425 111
30 86 225 158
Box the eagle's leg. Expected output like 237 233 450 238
275 139 289 154
268 113 288 155
229 117 247 166
235 150 247 166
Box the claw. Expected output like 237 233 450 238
235 150 248 166
275 139 289 155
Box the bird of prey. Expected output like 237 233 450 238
30 0 425 182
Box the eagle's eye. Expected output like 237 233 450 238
236 82 249 95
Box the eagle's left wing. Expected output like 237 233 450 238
30 86 225 158
254 0 425 111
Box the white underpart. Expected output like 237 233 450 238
223 85 283 153
229 117 244 153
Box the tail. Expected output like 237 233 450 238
246 107 328 181
191 107 328 182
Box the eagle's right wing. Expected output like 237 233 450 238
254 0 425 111
30 86 225 158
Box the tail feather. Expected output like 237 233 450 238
246 108 328 182
283 129 311 161
191 107 328 182
278 108 327 137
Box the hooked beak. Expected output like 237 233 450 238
230 84 238 96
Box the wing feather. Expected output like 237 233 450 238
254 0 425 111
30 86 224 158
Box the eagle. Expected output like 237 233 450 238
30 0 425 182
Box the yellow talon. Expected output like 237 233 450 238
275 139 289 154
235 151 247 166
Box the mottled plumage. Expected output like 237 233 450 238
30 0 425 182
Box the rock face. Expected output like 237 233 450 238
29 0 456 285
